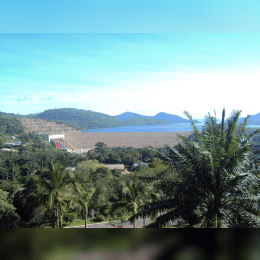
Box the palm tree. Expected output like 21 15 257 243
129 108 260 228
115 175 160 228
37 162 78 228
70 185 95 228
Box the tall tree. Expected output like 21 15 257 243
105 152 122 164
70 185 95 228
75 160 104 181
129 108 260 228
115 175 160 228
95 142 109 163
0 188 21 227
37 162 78 228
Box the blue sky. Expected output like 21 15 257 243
1 0 260 33
0 1 260 119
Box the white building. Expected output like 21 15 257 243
42 133 65 142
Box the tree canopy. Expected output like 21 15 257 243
0 114 24 135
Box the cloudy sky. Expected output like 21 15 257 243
1 1 260 119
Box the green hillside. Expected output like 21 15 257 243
35 108 126 130
153 112 200 124
33 108 171 130
114 111 200 124
0 113 25 147
0 114 24 135
114 112 145 121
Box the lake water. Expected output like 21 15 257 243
82 120 260 133
82 122 205 133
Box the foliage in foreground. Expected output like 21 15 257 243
129 108 260 228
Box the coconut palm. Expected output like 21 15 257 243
37 162 78 228
129 108 260 228
69 185 95 228
114 175 160 228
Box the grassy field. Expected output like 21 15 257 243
43 218 102 228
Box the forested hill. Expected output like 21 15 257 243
0 113 24 135
114 112 146 121
115 112 200 124
33 108 125 130
0 113 25 146
32 108 171 130
153 112 200 123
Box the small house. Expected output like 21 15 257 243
104 164 130 174
4 140 15 146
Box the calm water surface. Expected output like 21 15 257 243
82 120 260 133
82 123 205 133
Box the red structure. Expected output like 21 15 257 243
54 143 62 149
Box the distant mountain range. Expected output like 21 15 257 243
7 108 260 131
225 112 260 123
23 108 173 130
114 112 200 124
20 108 201 131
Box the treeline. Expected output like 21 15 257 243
0 137 164 182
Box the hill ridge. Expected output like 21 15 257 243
115 111 200 124
31 108 171 131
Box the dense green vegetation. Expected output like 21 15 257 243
0 117 166 227
0 113 25 148
0 114 24 135
30 108 170 131
112 175 160 228
33 108 125 130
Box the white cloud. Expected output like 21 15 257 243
16 95 33 102
40 96 53 101
40 70 259 118
4 70 260 117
